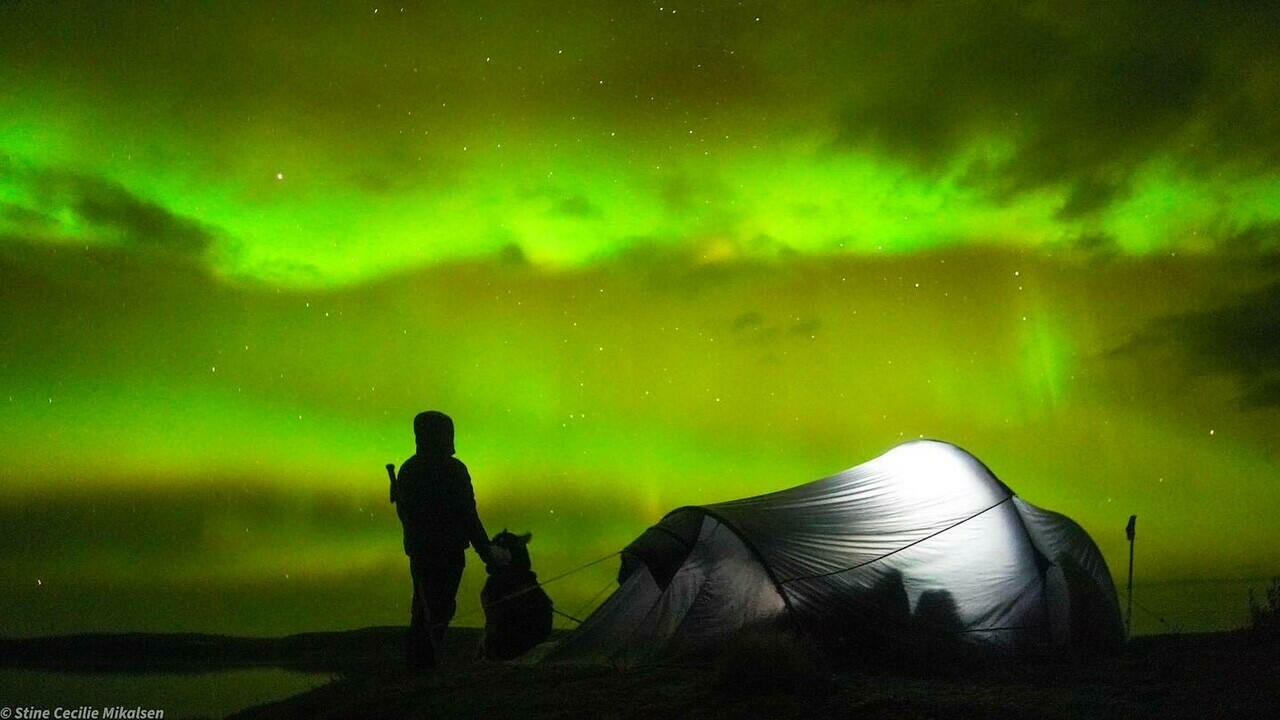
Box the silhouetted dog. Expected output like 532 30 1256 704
481 530 553 660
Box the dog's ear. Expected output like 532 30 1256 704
516 532 532 545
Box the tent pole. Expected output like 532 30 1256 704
1125 515 1137 639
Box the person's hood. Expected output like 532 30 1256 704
414 410 455 457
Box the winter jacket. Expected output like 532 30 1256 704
395 453 490 557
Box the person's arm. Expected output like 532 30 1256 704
455 462 502 563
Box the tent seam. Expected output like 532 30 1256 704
663 505 804 631
648 523 698 551
1004 496 1056 640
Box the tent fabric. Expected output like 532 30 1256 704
545 440 1122 665
547 515 787 666
617 508 704 589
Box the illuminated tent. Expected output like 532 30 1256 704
546 440 1123 665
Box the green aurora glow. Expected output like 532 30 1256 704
2 1 1279 636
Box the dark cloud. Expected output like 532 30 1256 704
1 201 58 231
0 478 655 635
2 160 214 256
789 317 821 337
498 242 530 266
827 1 1278 217
1240 382 1280 409
1221 222 1280 256
1070 232 1120 256
72 178 213 255
1055 178 1129 221
726 311 820 349
657 173 699 214
731 311 763 331
0 238 232 379
556 195 600 218
0 483 403 635
1128 282 1280 408
0 1 777 170
3 1 1276 258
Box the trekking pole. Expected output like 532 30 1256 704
1125 514 1137 639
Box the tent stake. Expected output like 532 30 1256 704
1125 514 1137 639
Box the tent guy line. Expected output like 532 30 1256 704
778 495 1015 585
450 550 624 627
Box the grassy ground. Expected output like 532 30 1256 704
6 627 1276 719
228 628 1278 720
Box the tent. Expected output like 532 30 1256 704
546 440 1123 665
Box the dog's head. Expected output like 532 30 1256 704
489 529 533 574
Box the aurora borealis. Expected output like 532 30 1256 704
2 1 1278 637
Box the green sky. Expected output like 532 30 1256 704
2 1 1278 637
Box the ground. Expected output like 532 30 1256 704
228 629 1278 720
4 628 1276 719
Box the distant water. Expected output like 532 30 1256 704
0 667 329 719
1128 578 1267 635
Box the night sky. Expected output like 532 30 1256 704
2 1 1278 637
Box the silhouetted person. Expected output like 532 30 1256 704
824 567 911 662
910 589 965 667
861 567 912 654
912 589 964 635
392 410 509 669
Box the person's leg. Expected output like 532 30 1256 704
406 556 434 668
424 550 466 658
